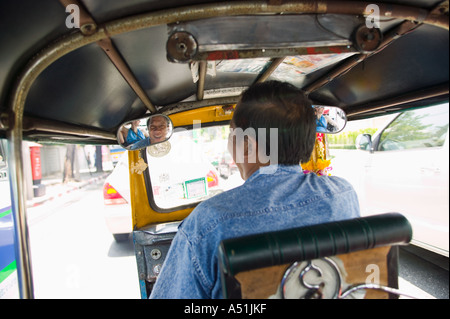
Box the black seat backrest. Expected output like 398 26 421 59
218 213 412 299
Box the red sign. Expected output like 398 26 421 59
29 146 42 183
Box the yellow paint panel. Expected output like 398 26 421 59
170 104 235 127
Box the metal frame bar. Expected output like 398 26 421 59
6 1 448 298
194 45 356 60
59 0 157 113
255 58 285 84
303 20 423 94
22 117 116 141
196 61 207 100
346 84 449 118
96 37 157 113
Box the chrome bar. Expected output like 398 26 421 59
340 283 420 299
5 136 34 298
22 116 116 141
7 30 107 299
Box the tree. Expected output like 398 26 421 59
95 145 103 172
63 144 76 182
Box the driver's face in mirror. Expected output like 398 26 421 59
148 115 170 144
117 114 173 150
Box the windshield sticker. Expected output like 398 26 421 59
216 58 270 74
203 87 247 99
214 54 355 81
272 54 356 80
184 177 208 199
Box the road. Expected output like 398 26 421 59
26 177 448 299
27 179 140 299
398 245 448 299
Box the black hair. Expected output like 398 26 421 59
232 81 316 164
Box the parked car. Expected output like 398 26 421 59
103 151 132 242
354 103 449 256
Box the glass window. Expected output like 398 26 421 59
0 141 6 169
0 141 9 194
145 124 244 210
378 103 449 151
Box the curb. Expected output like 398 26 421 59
27 172 109 208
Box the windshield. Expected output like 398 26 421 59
145 124 244 210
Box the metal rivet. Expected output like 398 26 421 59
150 249 161 260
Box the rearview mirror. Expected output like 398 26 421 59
117 114 173 150
313 106 347 134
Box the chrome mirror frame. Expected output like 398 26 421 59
117 114 173 150
313 106 347 134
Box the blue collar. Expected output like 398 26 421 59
245 164 303 184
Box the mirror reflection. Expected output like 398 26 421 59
117 107 346 150
313 106 347 134
117 114 173 150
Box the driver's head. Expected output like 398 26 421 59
230 81 316 166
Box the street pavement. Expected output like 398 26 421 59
27 169 110 209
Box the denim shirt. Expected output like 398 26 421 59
149 165 360 299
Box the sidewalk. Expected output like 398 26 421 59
27 169 111 208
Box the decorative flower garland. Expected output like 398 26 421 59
301 133 332 176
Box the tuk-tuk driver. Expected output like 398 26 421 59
129 115 170 150
150 80 360 299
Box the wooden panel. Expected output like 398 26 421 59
234 246 393 299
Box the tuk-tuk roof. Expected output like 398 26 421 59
0 0 448 144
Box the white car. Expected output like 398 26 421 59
103 151 132 242
354 103 449 256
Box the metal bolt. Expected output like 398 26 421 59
150 249 161 260
177 42 187 53
153 264 162 275
80 23 97 36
